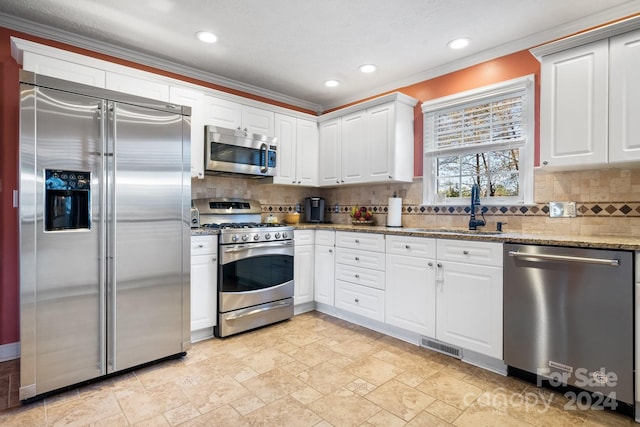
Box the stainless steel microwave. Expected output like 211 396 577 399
205 125 277 177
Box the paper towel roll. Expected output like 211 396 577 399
387 197 402 227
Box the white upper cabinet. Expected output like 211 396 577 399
22 52 106 88
318 118 342 186
105 72 170 102
609 29 640 164
203 96 275 136
539 39 608 169
318 93 417 186
535 20 640 169
169 86 205 179
341 110 367 184
273 114 318 186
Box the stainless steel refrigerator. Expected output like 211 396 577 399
18 71 191 400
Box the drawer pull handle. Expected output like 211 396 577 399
405 244 410 249
355 274 360 278
463 250 469 255
355 298 359 303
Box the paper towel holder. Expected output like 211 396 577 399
387 192 403 228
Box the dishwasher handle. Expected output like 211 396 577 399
508 250 619 267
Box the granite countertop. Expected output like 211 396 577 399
292 223 640 251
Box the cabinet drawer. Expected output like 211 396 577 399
436 239 502 267
294 230 315 245
386 235 436 258
335 263 385 290
335 280 385 322
315 230 335 246
336 231 385 252
335 247 385 271
191 235 218 255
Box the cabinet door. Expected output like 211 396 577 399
242 105 275 136
341 111 366 184
540 39 608 168
23 52 106 88
436 262 502 359
314 244 335 305
296 118 319 186
190 253 218 331
273 113 297 185
610 29 640 163
318 119 342 186
367 103 394 181
170 86 205 179
105 72 170 101
386 254 436 337
294 244 315 305
203 95 242 130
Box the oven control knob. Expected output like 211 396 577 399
282 231 288 239
242 234 249 241
275 232 281 239
253 234 260 241
264 233 271 240
231 234 239 242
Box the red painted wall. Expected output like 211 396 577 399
0 25 540 347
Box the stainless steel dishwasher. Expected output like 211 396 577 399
504 243 634 412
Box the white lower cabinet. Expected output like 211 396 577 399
294 230 315 305
435 239 503 359
314 231 335 306
190 235 218 341
335 280 385 322
385 235 437 337
334 232 385 321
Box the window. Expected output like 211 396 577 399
422 75 534 205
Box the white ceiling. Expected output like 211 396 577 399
0 0 638 112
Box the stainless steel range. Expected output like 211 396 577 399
192 198 294 338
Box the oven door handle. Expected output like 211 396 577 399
223 241 294 253
225 300 292 321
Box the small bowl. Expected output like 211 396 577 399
284 213 300 224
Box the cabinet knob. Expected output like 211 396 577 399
329 249 333 253
542 160 548 165
463 250 469 255
428 261 433 267
341 180 344 183
405 244 410 249
292 180 296 184
212 256 217 262
355 274 360 278
336 180 340 183
437 263 442 268
354 239 360 243
354 298 359 303
297 181 301 184
198 244 204 248
355 257 359 261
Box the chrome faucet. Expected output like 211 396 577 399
468 183 486 230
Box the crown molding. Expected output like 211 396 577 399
0 12 322 113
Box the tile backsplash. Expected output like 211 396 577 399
192 167 640 237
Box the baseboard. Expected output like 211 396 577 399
0 342 20 362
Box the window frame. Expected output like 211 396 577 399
421 75 535 206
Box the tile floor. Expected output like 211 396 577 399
0 311 635 426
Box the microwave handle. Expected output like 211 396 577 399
259 143 268 173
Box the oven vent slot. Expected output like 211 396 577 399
421 338 462 359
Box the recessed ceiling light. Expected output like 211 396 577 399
447 38 470 50
324 79 340 87
196 31 218 44
359 64 377 73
